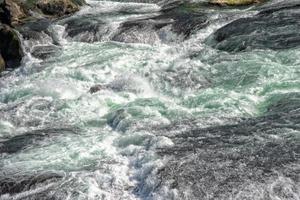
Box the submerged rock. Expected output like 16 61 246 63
31 44 61 59
0 23 23 69
209 1 300 51
0 127 76 154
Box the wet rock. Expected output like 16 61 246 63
0 127 76 154
89 84 105 94
0 133 47 154
63 17 106 42
152 93 300 200
0 172 62 195
36 0 85 16
113 4 208 43
258 0 300 14
210 1 300 51
0 23 24 68
17 18 52 41
31 45 61 59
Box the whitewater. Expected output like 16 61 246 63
0 0 299 199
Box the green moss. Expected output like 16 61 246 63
180 2 205 12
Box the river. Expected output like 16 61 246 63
0 0 299 199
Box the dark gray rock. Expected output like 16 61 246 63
0 172 62 195
113 5 208 43
18 19 51 40
63 17 105 42
209 1 300 51
0 127 77 154
144 93 300 199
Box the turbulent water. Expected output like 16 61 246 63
0 0 299 199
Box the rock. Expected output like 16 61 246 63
31 44 61 59
2 0 28 25
18 18 50 38
89 84 105 94
0 53 5 72
113 3 208 44
62 17 105 42
0 0 29 26
0 23 24 68
36 0 85 16
209 2 300 51
154 93 300 200
0 127 76 154
0 172 62 195
210 0 263 6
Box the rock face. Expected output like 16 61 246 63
0 23 23 69
36 0 85 16
209 1 300 52
210 0 263 6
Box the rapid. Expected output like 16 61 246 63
0 0 299 199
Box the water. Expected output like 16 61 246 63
0 0 299 199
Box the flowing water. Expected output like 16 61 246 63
0 0 299 199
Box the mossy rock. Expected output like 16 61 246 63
0 53 5 72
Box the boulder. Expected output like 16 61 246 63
0 23 24 68
0 0 28 25
36 0 85 16
62 17 105 42
113 3 208 44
